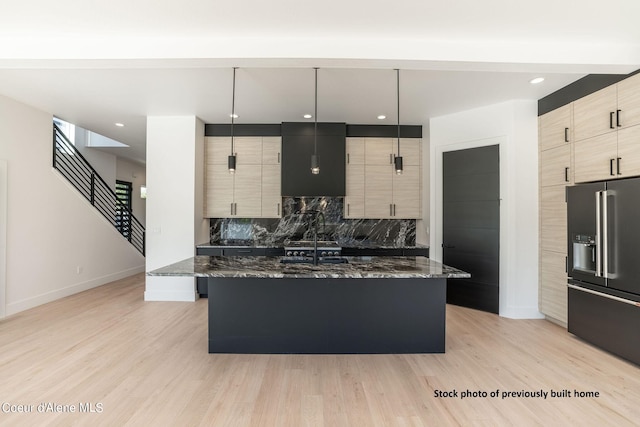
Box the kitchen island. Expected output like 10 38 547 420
148 256 469 354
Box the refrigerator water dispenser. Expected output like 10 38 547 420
573 234 596 273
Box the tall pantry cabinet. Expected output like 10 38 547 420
538 104 572 325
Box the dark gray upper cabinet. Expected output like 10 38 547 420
281 122 346 197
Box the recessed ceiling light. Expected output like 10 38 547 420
229 114 239 119
303 114 312 119
530 77 545 84
115 122 124 127
377 115 386 120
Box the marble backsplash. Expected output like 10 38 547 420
210 197 416 247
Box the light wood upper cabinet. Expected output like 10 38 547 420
234 137 263 165
615 125 640 178
365 138 395 165
232 166 263 217
347 137 422 219
573 124 640 183
262 164 282 217
261 138 282 217
205 136 281 218
345 163 365 219
573 84 617 141
205 163 235 217
617 73 640 130
346 137 365 165
262 137 281 165
364 165 394 218
393 165 421 218
206 137 231 165
573 133 618 183
393 138 421 166
540 144 572 187
539 104 572 151
574 75 640 141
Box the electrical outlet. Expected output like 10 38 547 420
76 266 83 274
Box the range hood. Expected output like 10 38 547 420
281 122 346 197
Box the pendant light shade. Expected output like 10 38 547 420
228 67 238 174
395 68 403 175
394 156 403 174
311 67 320 175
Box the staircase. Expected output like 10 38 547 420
53 124 145 255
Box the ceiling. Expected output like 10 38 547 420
1 0 639 165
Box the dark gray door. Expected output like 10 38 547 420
442 145 500 313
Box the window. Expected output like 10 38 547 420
115 180 133 239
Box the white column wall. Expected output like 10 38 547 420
144 116 207 302
0 94 145 317
430 100 542 319
0 160 7 318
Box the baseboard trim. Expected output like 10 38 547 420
6 265 145 316
499 306 545 320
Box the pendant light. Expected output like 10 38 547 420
228 67 238 174
311 67 320 175
394 68 403 175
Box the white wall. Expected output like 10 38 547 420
430 100 541 319
144 116 207 302
0 94 145 317
0 160 7 318
116 157 147 227
74 126 117 190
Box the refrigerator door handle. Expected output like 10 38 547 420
602 190 609 279
568 284 640 307
595 191 602 277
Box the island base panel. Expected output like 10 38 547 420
208 277 446 354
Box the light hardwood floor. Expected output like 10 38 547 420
1 274 638 426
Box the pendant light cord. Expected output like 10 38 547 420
231 67 237 154
314 67 318 157
396 68 400 156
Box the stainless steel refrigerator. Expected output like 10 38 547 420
567 177 640 365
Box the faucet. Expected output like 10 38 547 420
311 211 326 265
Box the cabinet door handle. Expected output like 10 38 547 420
617 157 622 175
565 167 569 182
609 112 615 129
610 158 616 176
230 203 234 215
277 203 280 216
564 127 569 142
393 204 396 216
278 152 280 164
389 153 393 164
390 204 393 216
347 203 350 216
617 109 621 127
347 153 350 164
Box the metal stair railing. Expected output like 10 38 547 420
53 123 145 255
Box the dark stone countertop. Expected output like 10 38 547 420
197 242 429 249
147 256 469 279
